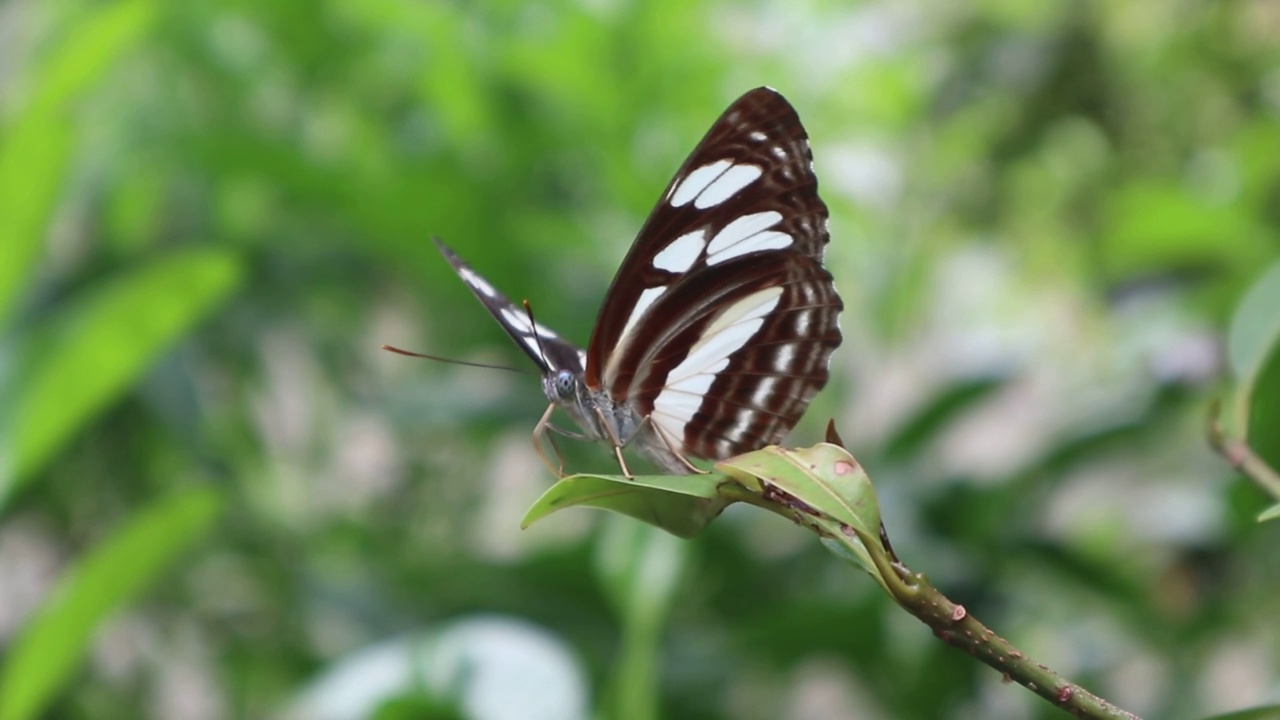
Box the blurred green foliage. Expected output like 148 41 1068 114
1 0 1279 719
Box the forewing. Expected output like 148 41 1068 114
434 238 585 375
585 86 831 387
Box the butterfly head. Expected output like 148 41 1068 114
539 365 621 446
545 368 577 402
541 367 595 421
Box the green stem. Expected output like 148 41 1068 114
1207 399 1280 501
613 613 660 720
600 522 685 720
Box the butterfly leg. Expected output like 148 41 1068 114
612 445 636 479
534 406 600 476
644 416 710 475
585 405 637 478
605 412 705 477
532 403 568 477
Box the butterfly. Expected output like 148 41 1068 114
432 87 842 476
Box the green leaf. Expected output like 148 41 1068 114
0 249 242 507
816 530 885 588
717 444 885 585
1245 338 1280 474
1227 260 1280 382
1258 503 1280 523
0 0 157 327
717 444 881 538
0 488 222 720
522 473 733 539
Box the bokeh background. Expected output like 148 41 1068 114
2 0 1279 719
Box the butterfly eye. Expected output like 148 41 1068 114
554 370 575 398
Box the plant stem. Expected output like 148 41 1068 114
1207 400 1280 501
832 525 1143 720
730 475 1142 718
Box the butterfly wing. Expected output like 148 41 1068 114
631 253 840 460
433 237 586 376
586 87 842 460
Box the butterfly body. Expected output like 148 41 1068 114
433 87 842 475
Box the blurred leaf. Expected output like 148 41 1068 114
0 0 156 327
334 0 497 152
522 473 731 539
882 375 1007 461
1259 503 1280 523
0 249 242 507
1233 119 1280 211
1200 704 1280 720
106 160 167 254
1102 181 1266 280
371 694 466 720
23 0 157 118
0 488 222 720
594 517 687 620
0 115 70 329
1227 260 1280 381
594 518 686 720
1244 338 1280 473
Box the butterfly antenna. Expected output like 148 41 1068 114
380 344 528 373
521 299 555 371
